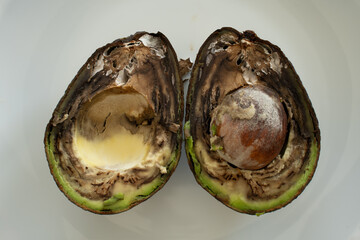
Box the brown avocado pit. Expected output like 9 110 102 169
44 32 183 213
210 85 288 170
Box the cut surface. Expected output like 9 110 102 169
74 90 153 171
185 27 320 214
74 126 151 170
44 32 183 214
185 123 319 214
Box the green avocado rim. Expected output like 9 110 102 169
184 121 319 215
45 126 180 214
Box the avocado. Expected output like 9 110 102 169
44 32 183 214
185 27 320 215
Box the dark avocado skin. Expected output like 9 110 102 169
185 27 320 214
44 32 184 214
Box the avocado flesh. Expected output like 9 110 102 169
44 32 183 214
185 28 320 214
185 122 319 215
74 91 154 170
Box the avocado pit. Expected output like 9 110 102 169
210 85 288 170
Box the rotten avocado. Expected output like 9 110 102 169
44 32 183 214
185 28 320 215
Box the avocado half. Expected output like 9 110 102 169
44 32 183 214
185 27 320 215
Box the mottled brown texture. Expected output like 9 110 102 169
178 58 193 79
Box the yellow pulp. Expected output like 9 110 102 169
74 129 150 170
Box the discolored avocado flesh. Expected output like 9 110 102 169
185 27 320 215
44 32 183 214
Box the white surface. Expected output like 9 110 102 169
1 0 359 239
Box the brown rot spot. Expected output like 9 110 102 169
210 85 288 170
